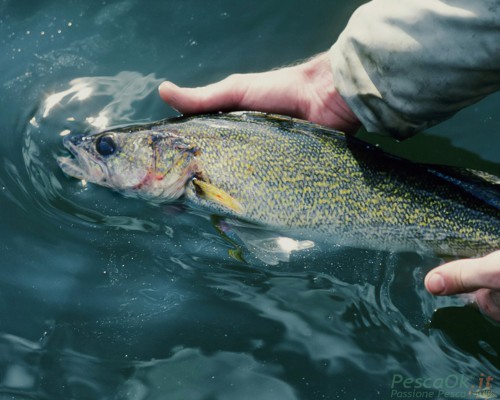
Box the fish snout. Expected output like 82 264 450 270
63 134 85 148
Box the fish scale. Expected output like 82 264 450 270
58 112 500 256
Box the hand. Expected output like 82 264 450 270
158 53 361 134
425 251 500 321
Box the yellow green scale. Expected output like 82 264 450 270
141 112 500 256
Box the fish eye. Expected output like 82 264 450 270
95 134 117 156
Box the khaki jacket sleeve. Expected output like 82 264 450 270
330 0 500 139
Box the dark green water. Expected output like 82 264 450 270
1 1 499 399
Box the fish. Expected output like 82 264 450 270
470 388 498 399
57 111 500 257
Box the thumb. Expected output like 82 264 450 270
425 250 500 295
158 79 245 115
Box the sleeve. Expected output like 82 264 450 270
329 0 500 139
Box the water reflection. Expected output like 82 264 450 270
42 82 93 118
206 262 427 371
0 333 129 399
119 348 298 400
38 70 163 130
1 253 498 399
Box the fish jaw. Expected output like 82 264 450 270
128 164 196 203
57 154 87 181
57 135 111 186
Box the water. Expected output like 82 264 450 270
1 1 499 399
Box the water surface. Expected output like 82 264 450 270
1 1 499 399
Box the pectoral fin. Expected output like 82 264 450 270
192 178 244 215
215 218 316 266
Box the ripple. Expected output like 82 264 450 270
118 347 298 400
21 71 164 231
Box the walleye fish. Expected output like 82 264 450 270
58 112 500 257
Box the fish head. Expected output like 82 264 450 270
57 129 200 202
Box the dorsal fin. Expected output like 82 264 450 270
427 166 500 211
346 135 500 211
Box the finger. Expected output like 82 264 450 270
425 250 500 295
158 78 246 115
473 288 500 321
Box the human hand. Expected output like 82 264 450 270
425 251 500 321
158 53 361 134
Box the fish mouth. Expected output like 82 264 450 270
57 135 106 183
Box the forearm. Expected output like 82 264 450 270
330 0 500 139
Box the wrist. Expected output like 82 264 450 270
300 53 361 134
